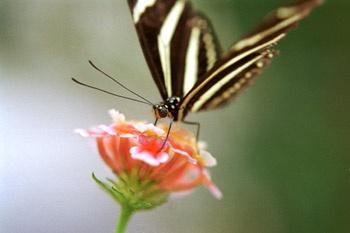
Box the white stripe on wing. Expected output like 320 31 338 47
133 0 157 23
183 26 201 95
158 0 185 97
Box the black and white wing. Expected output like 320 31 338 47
177 0 322 120
127 0 221 100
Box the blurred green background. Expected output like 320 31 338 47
1 1 349 233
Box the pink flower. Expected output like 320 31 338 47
77 110 222 204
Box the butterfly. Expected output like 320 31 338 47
73 0 322 141
126 0 321 128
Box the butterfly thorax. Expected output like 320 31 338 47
153 96 181 120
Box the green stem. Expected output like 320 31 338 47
115 205 134 233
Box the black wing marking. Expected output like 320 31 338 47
127 0 221 99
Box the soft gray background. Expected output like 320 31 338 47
1 0 349 233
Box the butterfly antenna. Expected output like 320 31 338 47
72 77 153 106
88 60 154 105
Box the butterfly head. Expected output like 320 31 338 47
153 104 169 119
153 96 181 119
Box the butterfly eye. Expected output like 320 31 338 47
154 105 168 119
158 106 168 118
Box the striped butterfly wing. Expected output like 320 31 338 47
177 0 322 120
127 0 221 100
232 0 323 54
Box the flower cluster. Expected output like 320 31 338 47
76 110 221 210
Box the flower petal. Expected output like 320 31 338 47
98 125 117 135
200 150 217 167
203 170 222 199
75 128 91 137
109 109 126 123
171 147 197 165
130 147 169 166
133 123 165 136
207 182 223 199
119 133 137 138
198 141 208 150
75 127 109 137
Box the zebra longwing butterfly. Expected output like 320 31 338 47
127 0 322 124
73 0 322 141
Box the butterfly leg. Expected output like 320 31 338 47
154 118 158 126
182 120 200 141
157 119 174 153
